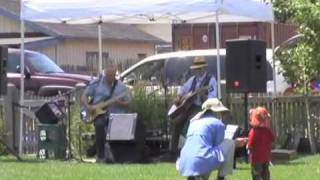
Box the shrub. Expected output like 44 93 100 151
129 82 168 133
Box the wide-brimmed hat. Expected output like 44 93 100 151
190 56 208 70
201 98 229 112
249 107 271 127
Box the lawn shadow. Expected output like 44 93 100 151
0 155 46 164
234 166 250 170
0 158 45 164
272 154 313 166
272 160 307 166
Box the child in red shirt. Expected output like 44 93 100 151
248 107 275 180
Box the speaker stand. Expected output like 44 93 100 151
243 92 249 163
64 93 74 160
60 87 85 162
244 92 249 131
0 138 22 161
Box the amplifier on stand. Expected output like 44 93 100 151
104 113 146 163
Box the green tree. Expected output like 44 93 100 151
275 0 320 94
273 0 295 23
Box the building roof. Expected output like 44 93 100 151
0 0 164 43
0 0 19 15
0 37 54 45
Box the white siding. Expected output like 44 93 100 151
31 39 155 71
55 39 155 66
0 16 35 33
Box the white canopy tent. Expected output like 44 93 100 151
21 0 272 23
20 0 274 154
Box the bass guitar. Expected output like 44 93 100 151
167 86 209 119
80 92 127 123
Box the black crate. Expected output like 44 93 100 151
37 124 66 159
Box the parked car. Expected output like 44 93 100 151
120 49 290 94
7 49 92 96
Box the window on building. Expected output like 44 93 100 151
86 52 109 73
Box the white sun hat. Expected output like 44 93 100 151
201 98 229 112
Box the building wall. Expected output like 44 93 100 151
0 16 34 33
34 39 155 73
173 22 298 50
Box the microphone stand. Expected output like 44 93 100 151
56 85 85 161
65 92 73 160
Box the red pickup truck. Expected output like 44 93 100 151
7 49 92 96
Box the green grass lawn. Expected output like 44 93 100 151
1 155 320 180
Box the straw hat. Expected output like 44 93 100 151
190 56 208 70
189 98 229 121
201 98 229 112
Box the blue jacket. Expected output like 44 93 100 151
178 114 225 176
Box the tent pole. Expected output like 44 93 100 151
98 22 103 74
215 11 221 99
271 21 276 94
19 20 25 156
270 20 278 146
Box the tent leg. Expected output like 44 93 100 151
98 23 103 74
215 12 221 99
271 21 276 94
19 20 25 156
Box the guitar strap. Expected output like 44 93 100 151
88 76 118 103
189 73 211 92
99 79 118 118
189 76 197 92
189 73 212 104
202 73 211 87
103 79 118 102
200 73 211 103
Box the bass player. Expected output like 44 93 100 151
81 65 131 163
167 56 218 160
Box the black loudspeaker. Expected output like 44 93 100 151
226 39 267 92
105 113 146 163
35 101 65 124
0 46 7 95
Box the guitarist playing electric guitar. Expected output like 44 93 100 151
81 65 131 163
166 56 218 160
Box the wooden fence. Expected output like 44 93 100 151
2 84 320 155
0 84 69 155
228 94 320 151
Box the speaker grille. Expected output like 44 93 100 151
107 113 138 141
226 39 267 93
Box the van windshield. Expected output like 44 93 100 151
27 53 64 73
165 56 226 86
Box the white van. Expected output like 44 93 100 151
120 49 290 93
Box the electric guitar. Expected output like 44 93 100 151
80 92 128 123
168 86 210 119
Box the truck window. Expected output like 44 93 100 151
7 53 20 73
27 53 64 73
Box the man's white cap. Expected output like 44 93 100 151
201 98 229 112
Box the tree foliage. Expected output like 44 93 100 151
273 0 295 23
274 0 320 93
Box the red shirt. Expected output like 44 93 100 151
248 127 275 164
